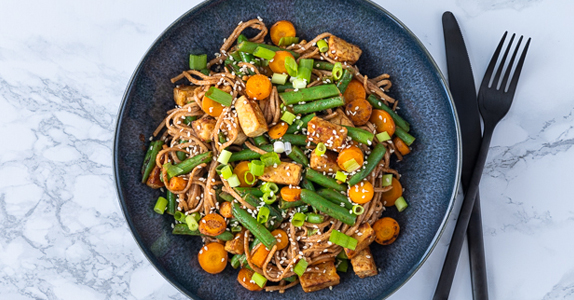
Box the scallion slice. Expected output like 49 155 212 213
174 211 186 222
382 174 393 187
249 160 265 176
329 230 358 250
185 214 199 231
262 192 277 205
352 204 364 215
274 141 285 153
271 73 289 85
335 171 347 183
227 174 241 187
190 212 201 222
316 40 328 53
244 171 256 185
292 78 307 89
189 54 207 70
221 165 233 179
342 158 360 172
257 206 270 223
332 62 343 80
260 182 279 194
253 46 276 60
278 36 300 46
395 196 408 212
215 164 226 175
217 149 233 164
336 258 348 272
205 86 232 107
293 258 309 276
291 212 306 227
260 152 281 167
251 271 268 288
281 111 296 125
284 142 292 155
376 131 391 142
315 142 326 156
284 56 298 77
153 197 168 214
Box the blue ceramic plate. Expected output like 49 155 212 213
114 0 461 299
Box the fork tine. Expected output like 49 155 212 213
506 37 531 97
491 33 515 89
501 35 523 92
480 32 508 89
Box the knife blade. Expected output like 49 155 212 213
434 11 489 300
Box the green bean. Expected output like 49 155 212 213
237 41 299 58
276 134 307 146
300 189 356 225
171 224 234 241
165 151 213 178
367 94 410 132
394 126 416 146
286 145 309 166
292 96 345 114
343 126 375 145
231 254 247 269
232 203 277 249
314 61 334 71
237 34 248 44
279 84 340 105
279 199 306 209
316 188 353 210
141 140 164 183
305 168 347 192
336 69 354 93
228 144 273 162
243 194 284 229
300 177 315 191
253 135 269 147
219 192 235 202
286 113 315 134
305 213 325 224
276 83 293 93
235 187 264 198
348 143 387 186
166 190 177 215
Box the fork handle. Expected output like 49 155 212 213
468 192 489 300
433 125 495 300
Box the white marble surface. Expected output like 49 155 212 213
1 0 572 299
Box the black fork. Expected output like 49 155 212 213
433 32 531 300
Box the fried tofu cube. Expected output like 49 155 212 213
329 108 355 127
224 232 245 255
191 115 216 142
350 246 378 278
328 35 362 64
173 85 197 107
307 117 348 152
145 165 164 189
235 96 268 137
344 223 376 259
300 261 340 292
310 150 340 174
259 162 302 186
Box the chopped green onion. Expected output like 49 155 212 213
205 86 232 107
284 142 292 155
191 212 201 222
221 165 233 179
260 59 269 67
352 204 364 215
281 111 296 125
278 36 300 46
183 116 198 125
272 73 289 85
284 56 298 77
163 163 184 179
316 40 328 53
262 192 277 205
251 271 267 288
174 211 186 222
185 215 199 231
335 171 347 183
257 206 270 223
342 158 360 173
153 197 168 214
253 46 276 60
291 212 306 227
244 171 256 185
294 258 308 276
336 250 348 259
231 225 243 233
336 258 349 272
284 275 297 282
227 174 241 187
305 213 325 224
395 196 408 212
329 230 358 250
332 62 343 80
260 152 281 167
217 149 233 164
376 131 392 142
297 59 314 82
273 141 285 153
249 160 265 176
315 142 326 156
199 68 210 76
237 34 249 44
292 77 307 89
382 174 393 187
215 164 227 175
260 182 279 194
189 54 207 70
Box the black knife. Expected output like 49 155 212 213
434 12 489 300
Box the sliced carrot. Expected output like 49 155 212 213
280 186 301 202
269 20 296 46
268 122 289 139
337 146 364 171
198 242 228 274
198 213 227 236
234 161 256 187
168 176 187 191
237 267 264 291
345 98 372 126
202 96 224 117
251 244 271 268
348 180 374 204
370 109 395 136
219 201 233 219
381 177 403 207
271 229 289 250
393 136 411 155
245 74 272 100
269 51 295 74
373 217 400 245
342 79 366 104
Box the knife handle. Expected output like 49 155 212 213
467 192 489 300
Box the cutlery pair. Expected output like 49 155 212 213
434 12 531 300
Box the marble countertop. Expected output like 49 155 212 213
1 0 572 299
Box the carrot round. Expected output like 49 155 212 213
280 186 302 202
381 177 403 207
271 229 289 250
268 122 289 139
198 213 227 236
219 201 233 218
345 98 372 126
373 217 400 245
237 267 264 291
234 161 256 187
198 242 228 274
370 109 396 136
168 176 187 191
245 74 272 100
393 136 411 155
202 96 224 117
269 51 295 74
270 20 296 46
348 180 374 204
337 146 364 171
343 79 366 104
251 244 270 268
